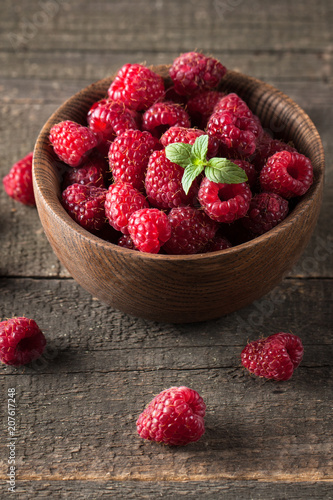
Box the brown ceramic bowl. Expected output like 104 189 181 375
33 66 325 323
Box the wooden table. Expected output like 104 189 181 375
1 1 332 498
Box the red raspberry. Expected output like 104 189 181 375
160 126 219 159
136 386 206 446
169 51 227 96
214 92 253 117
241 332 304 381
49 120 100 168
108 130 160 191
186 90 225 128
229 158 257 189
108 63 165 111
117 234 137 250
242 192 289 235
61 183 107 231
0 317 46 366
105 181 149 234
3 152 35 206
260 151 313 199
251 132 297 171
142 101 191 138
128 208 171 254
198 178 252 223
202 235 232 252
62 154 108 190
163 206 218 255
145 150 198 209
87 99 139 144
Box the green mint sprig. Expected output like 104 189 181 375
165 134 248 194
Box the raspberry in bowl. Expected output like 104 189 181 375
33 60 324 323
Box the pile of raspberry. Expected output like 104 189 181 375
48 52 314 254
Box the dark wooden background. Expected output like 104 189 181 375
1 1 332 498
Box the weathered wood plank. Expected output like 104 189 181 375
1 0 332 52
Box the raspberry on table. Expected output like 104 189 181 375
260 150 314 199
169 51 227 96
160 126 219 159
3 152 35 206
136 386 206 446
142 101 191 138
186 90 225 128
49 120 100 168
145 150 199 209
0 317 46 366
128 208 171 253
105 181 149 234
108 130 161 192
108 63 165 111
163 206 218 255
241 332 304 381
242 192 289 235
62 153 109 190
198 177 252 223
61 183 107 231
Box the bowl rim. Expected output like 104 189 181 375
33 68 325 262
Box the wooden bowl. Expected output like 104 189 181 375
33 66 325 323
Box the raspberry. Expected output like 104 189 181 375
260 151 313 199
87 99 139 144
62 153 108 190
214 92 253 117
3 152 35 206
117 234 137 250
136 386 206 446
163 206 218 255
61 183 107 231
0 317 46 366
49 120 100 168
128 208 171 254
145 150 198 209
229 158 257 189
242 192 289 235
105 181 149 234
251 132 297 171
160 126 219 159
186 90 225 128
202 235 232 252
142 101 191 138
108 63 165 111
169 51 227 96
198 178 252 223
108 130 160 191
241 332 304 381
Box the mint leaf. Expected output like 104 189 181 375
182 164 205 195
165 142 193 169
206 158 248 184
191 135 209 163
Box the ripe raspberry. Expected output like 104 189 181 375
229 158 257 189
62 154 108 190
251 132 297 171
169 51 227 96
163 206 218 255
202 235 232 252
3 152 35 206
108 63 165 111
145 150 198 209
186 90 225 128
214 92 253 117
128 208 171 254
160 126 219 159
198 178 252 223
242 192 289 235
61 183 107 231
0 317 46 366
117 234 137 250
105 181 149 234
136 386 206 446
108 130 160 191
87 99 139 143
241 332 304 381
260 151 313 199
142 101 191 138
49 120 100 168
